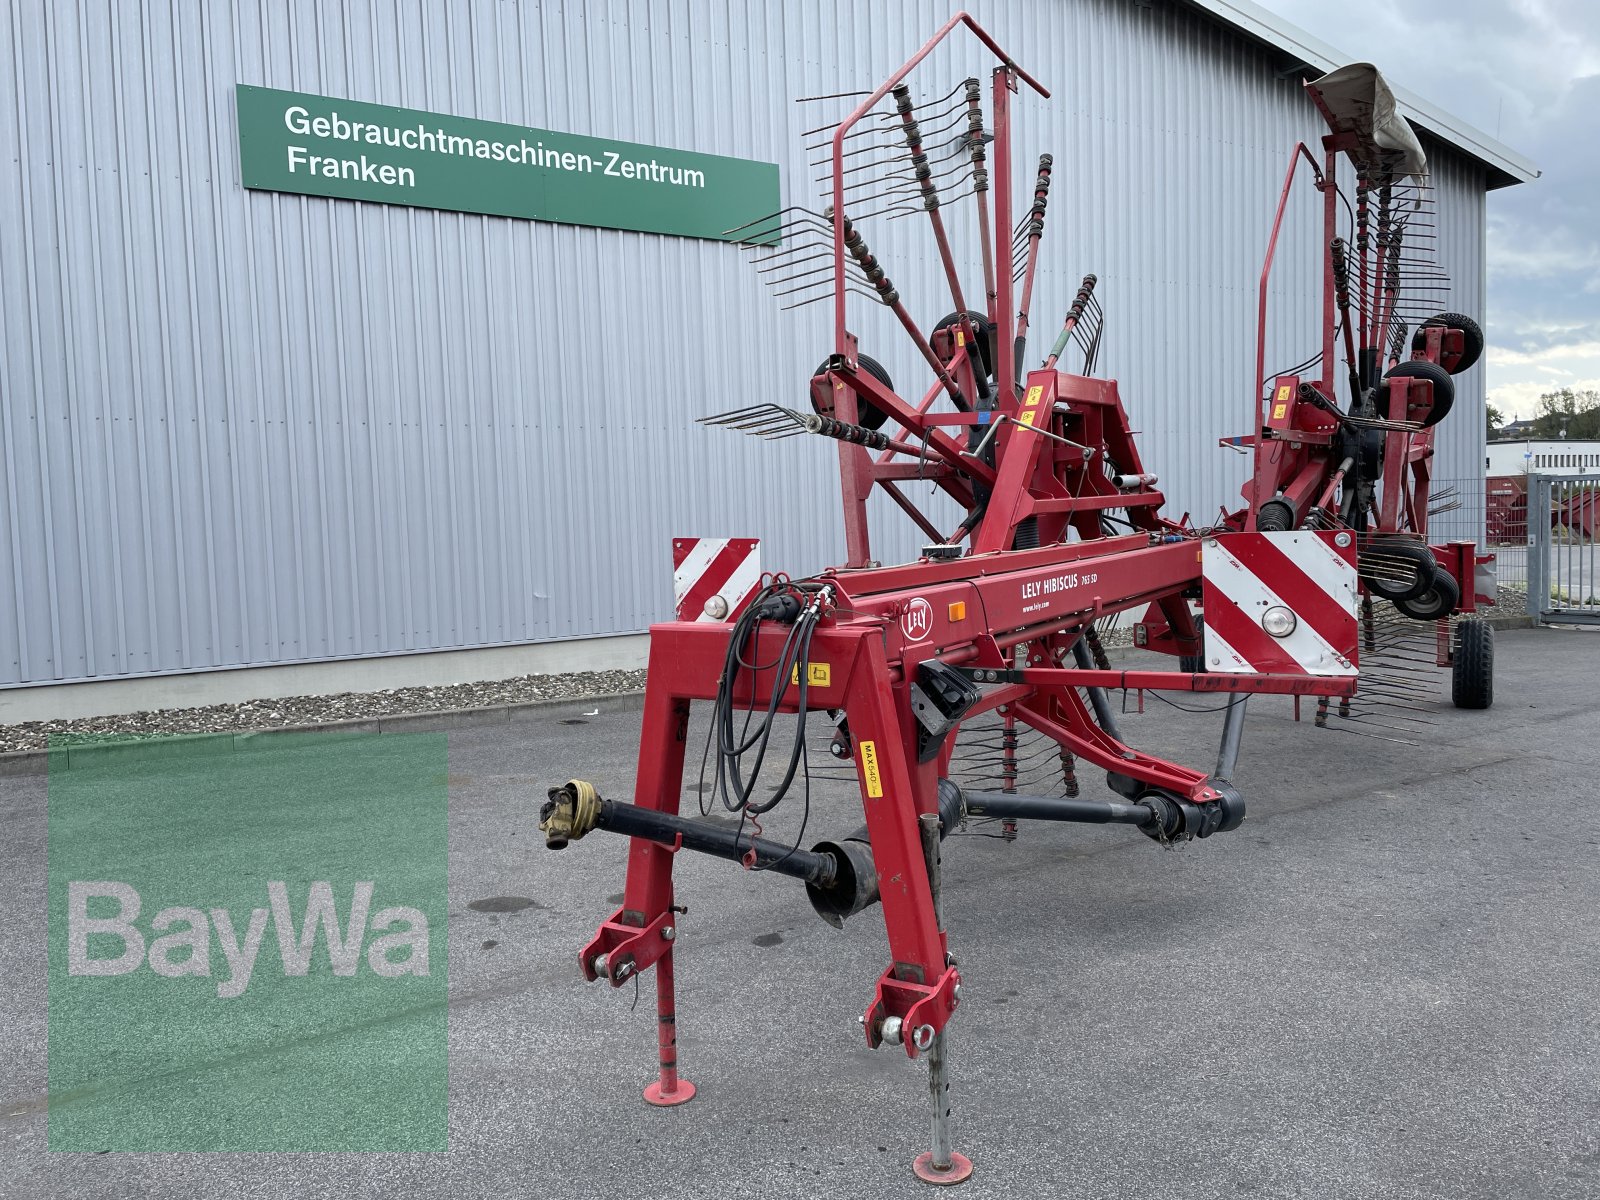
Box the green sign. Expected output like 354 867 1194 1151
235 84 778 242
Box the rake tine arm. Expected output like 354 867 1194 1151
1042 274 1099 372
834 211 969 409
1012 154 1053 380
892 83 968 318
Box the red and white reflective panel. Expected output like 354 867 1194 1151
1201 531 1358 676
672 537 761 623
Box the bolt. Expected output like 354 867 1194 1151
1334 531 1353 548
857 1013 867 1026
953 982 962 999
661 926 676 942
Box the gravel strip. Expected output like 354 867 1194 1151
0 669 647 755
1494 583 1528 617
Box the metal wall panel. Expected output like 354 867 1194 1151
0 0 1491 687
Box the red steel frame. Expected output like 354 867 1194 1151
572 13 1370 1126
584 527 1357 1068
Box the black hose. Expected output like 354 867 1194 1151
713 583 825 816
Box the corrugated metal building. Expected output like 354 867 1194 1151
0 0 1535 711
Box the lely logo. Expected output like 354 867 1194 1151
900 596 934 642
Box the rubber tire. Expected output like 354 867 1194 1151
811 353 893 431
1361 537 1438 603
1411 312 1484 375
1452 619 1494 709
1256 498 1296 532
1381 359 1455 428
935 310 996 380
1393 568 1461 620
1178 616 1205 673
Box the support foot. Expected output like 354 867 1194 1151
913 1150 973 1185
643 1078 697 1107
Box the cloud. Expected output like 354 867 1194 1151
1487 376 1600 416
1486 212 1600 280
1490 341 1600 367
1485 336 1600 417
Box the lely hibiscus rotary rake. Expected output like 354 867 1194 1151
1212 62 1497 721
537 15 1484 1183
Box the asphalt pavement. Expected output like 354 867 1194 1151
3 627 1598 1199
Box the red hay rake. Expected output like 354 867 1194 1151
537 15 1495 1183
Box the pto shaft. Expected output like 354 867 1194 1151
540 780 838 885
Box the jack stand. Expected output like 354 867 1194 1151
1215 695 1248 782
643 947 696 1107
912 813 973 1185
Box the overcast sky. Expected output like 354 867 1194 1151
1259 0 1599 419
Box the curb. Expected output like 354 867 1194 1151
0 690 647 779
1481 615 1534 630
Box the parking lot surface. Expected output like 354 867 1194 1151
3 628 1597 1199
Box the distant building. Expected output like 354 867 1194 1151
1498 418 1537 439
1487 440 1600 477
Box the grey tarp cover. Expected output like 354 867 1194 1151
1311 62 1428 182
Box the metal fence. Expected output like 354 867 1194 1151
1427 475 1524 600
1526 475 1600 626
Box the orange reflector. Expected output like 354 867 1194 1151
948 601 967 621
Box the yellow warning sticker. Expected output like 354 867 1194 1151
1017 409 1037 426
1275 384 1292 404
790 662 831 687
956 330 966 347
859 740 883 798
1025 385 1043 405
1272 403 1287 420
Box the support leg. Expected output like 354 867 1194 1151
643 947 696 1107
1214 695 1248 782
912 813 973 1185
575 662 697 1104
